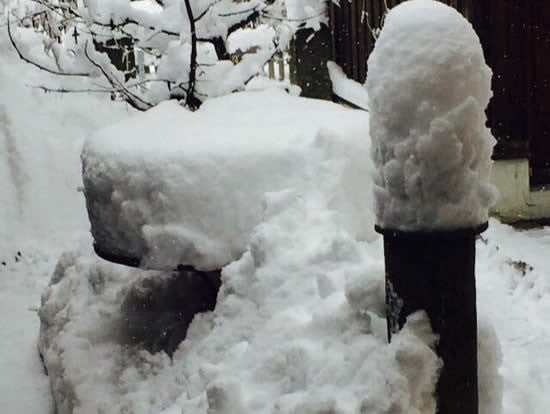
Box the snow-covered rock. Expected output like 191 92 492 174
367 0 497 231
82 89 374 271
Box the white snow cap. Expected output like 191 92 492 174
367 0 497 231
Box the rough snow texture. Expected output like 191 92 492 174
39 204 442 414
39 214 511 414
367 0 497 230
82 89 374 270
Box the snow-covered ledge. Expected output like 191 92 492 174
490 159 550 223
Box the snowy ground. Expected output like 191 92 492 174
477 222 550 413
0 235 87 414
0 22 131 413
2 10 550 414
3 215 550 414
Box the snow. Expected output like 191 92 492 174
367 0 498 230
2 2 550 414
327 61 369 111
285 0 328 31
82 89 374 271
37 215 550 414
39 199 442 414
226 24 276 55
0 20 132 254
0 17 131 414
477 221 550 414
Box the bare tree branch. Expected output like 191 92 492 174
182 0 201 110
10 0 332 111
29 85 113 94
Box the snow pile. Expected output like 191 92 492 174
367 0 497 230
82 89 374 270
39 196 509 414
39 193 443 414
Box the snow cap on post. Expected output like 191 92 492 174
367 0 497 231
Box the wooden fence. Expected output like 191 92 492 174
329 1 472 84
329 0 550 185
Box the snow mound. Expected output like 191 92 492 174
39 198 506 414
82 89 374 271
367 0 497 230
39 190 443 414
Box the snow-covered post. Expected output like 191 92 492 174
367 1 497 413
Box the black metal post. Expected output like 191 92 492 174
376 222 487 414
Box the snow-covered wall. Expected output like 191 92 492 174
82 89 374 270
367 0 498 231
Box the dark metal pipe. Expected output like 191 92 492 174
376 222 487 414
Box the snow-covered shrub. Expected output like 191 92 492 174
6 0 333 110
